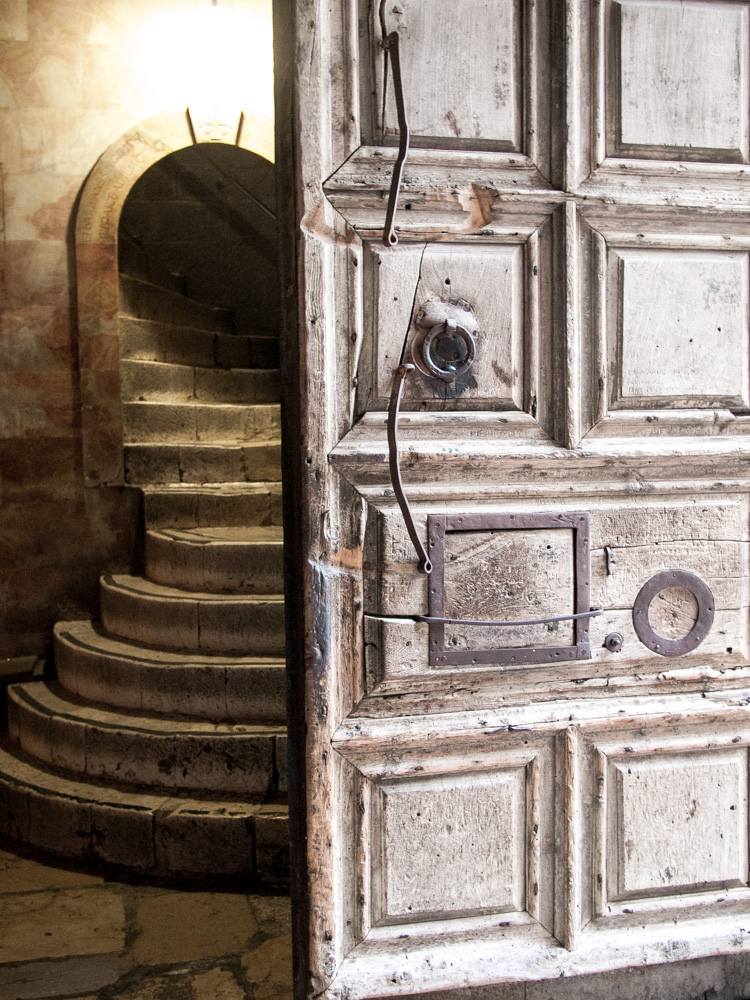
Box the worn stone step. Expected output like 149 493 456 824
120 316 279 370
142 483 283 529
100 575 286 656
122 402 281 445
121 359 193 401
0 741 289 879
120 316 218 367
120 360 281 404
7 682 287 798
118 239 188 296
54 621 286 723
1 656 45 731
124 442 282 486
145 526 284 594
119 275 231 333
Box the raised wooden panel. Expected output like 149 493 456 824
607 248 750 411
334 734 557 940
609 750 748 899
358 238 548 419
578 720 750 935
372 768 526 923
443 527 575 651
579 218 750 437
363 496 749 701
368 0 522 150
609 0 749 162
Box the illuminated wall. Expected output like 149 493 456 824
0 0 273 658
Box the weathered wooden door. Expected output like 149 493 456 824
278 0 750 996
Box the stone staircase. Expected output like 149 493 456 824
0 277 288 882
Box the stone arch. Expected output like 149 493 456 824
75 109 274 486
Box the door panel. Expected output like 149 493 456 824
284 0 750 995
336 727 556 940
359 0 555 171
329 702 750 995
578 214 750 438
381 0 522 149
608 0 749 162
581 719 750 927
362 497 748 702
611 249 748 407
360 240 531 413
373 768 528 922
608 750 747 898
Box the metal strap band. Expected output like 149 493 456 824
414 610 603 628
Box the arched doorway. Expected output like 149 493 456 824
75 110 274 487
0 112 290 880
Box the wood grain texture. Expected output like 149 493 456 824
613 0 749 161
613 250 749 407
443 527 575 649
373 769 526 922
360 241 526 413
611 749 748 898
288 0 750 993
379 0 521 148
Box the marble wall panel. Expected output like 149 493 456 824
0 371 77 439
0 109 22 171
0 304 73 371
0 241 68 308
0 0 28 42
3 175 81 241
0 40 83 108
15 109 136 175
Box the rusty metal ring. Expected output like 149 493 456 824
420 322 476 382
632 570 714 657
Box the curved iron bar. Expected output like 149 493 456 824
387 364 432 574
382 30 410 246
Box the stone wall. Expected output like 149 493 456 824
0 0 273 658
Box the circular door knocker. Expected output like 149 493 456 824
632 570 714 657
420 319 476 382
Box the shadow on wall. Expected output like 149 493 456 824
118 143 279 336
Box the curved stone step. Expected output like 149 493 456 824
120 315 279 369
143 482 283 529
145 526 284 594
122 402 281 444
7 682 287 797
124 442 281 485
100 575 285 655
0 741 288 879
54 621 286 722
119 278 231 334
121 360 281 405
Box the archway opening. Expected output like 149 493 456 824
0 136 294 996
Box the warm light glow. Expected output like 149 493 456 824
131 0 273 118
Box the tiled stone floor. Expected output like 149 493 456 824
0 837 293 1000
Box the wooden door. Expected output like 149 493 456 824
277 0 750 996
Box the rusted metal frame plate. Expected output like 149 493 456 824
427 511 592 667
